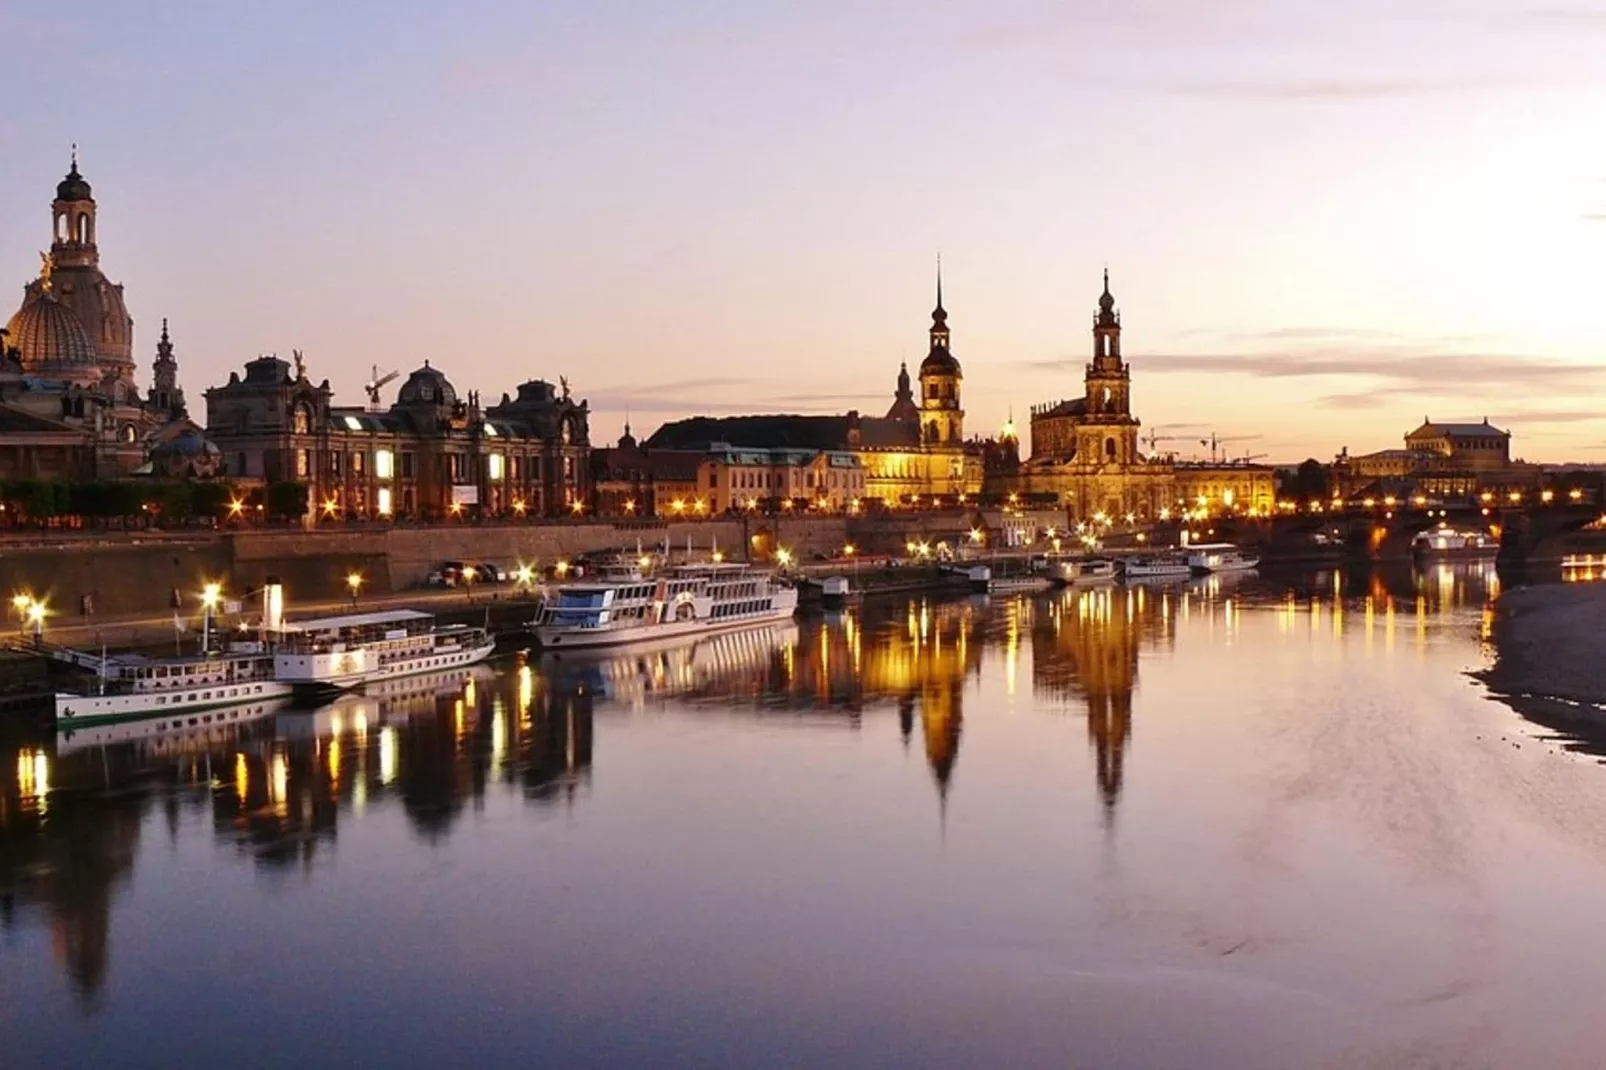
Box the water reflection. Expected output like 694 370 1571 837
0 560 1513 1014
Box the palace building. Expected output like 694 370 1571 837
635 270 983 509
998 272 1274 519
1330 417 1541 501
204 358 591 520
0 155 194 480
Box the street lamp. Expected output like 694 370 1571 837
13 592 31 635
515 564 535 591
775 547 794 569
201 582 221 653
27 600 45 646
347 571 363 606
461 565 477 601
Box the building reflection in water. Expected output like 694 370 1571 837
0 563 1510 1002
1031 586 1177 824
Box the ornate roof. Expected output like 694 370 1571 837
5 291 97 373
397 362 457 408
57 160 92 202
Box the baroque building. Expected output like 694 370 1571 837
998 273 1275 519
0 155 191 479
1331 417 1541 501
204 358 591 520
636 270 983 508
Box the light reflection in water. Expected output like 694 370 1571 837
0 562 1544 1056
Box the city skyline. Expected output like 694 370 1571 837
4 1 1605 462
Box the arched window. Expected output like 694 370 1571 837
292 404 311 434
120 424 137 444
54 212 66 243
76 213 91 244
1104 437 1116 460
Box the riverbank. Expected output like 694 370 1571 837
1479 582 1606 729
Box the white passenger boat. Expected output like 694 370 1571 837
1185 543 1261 574
54 650 292 728
1057 558 1118 587
531 563 798 650
1120 553 1193 579
272 609 496 696
1411 526 1497 558
57 695 289 753
988 573 1054 594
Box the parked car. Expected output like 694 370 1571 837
472 563 503 584
429 560 467 586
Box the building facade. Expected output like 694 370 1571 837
0 156 189 480
1332 418 1541 501
205 357 590 520
640 272 983 506
997 273 1274 518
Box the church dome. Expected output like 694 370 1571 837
5 291 96 373
920 348 962 378
57 163 92 202
397 362 457 407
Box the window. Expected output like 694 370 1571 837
378 487 393 517
401 452 415 478
296 449 310 479
488 453 505 481
293 405 311 434
375 449 394 480
352 452 365 476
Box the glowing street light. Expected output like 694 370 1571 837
515 564 535 590
200 582 222 652
27 600 45 645
775 547 794 569
347 572 363 605
512 498 527 516
228 497 245 518
12 592 31 634
554 560 571 579
570 499 585 516
322 498 340 518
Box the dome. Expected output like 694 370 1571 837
919 348 962 378
397 362 457 407
158 429 220 457
5 291 97 373
57 163 92 202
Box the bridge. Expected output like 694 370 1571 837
1203 499 1603 564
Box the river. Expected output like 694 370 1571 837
5 563 1606 1068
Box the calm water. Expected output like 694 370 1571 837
6 565 1606 1068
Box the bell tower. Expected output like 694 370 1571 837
917 262 964 445
51 146 98 270
148 317 186 418
1078 270 1140 467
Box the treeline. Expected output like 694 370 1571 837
0 480 311 525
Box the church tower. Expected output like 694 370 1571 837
52 149 99 269
36 148 135 384
148 318 185 418
917 264 963 445
1078 270 1139 466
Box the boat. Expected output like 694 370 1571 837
1119 553 1193 579
53 649 292 728
56 695 289 753
1411 526 1497 558
530 563 799 650
987 573 1054 594
539 622 800 702
272 608 496 697
1185 543 1261 574
1056 558 1118 587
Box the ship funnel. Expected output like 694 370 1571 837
262 575 285 632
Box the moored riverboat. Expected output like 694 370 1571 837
531 563 798 650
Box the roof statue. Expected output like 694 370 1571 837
292 349 306 380
560 375 571 399
37 250 54 293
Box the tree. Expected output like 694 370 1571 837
190 481 230 519
266 481 309 521
1280 459 1330 502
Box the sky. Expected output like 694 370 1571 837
2 0 1605 463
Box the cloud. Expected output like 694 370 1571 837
1134 351 1606 391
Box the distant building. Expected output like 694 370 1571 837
642 270 983 504
589 422 866 517
0 155 193 480
1332 417 1540 501
1000 272 1275 518
205 358 590 520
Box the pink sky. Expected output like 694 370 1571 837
3 1 1604 462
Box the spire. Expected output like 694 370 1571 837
71 143 77 170
935 254 944 314
160 317 171 348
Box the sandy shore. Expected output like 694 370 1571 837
1479 583 1606 730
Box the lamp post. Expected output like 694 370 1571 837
347 571 363 607
201 583 221 653
462 565 476 602
13 592 31 637
28 601 44 647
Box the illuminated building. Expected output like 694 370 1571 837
1332 417 1542 501
0 155 199 479
1003 272 1274 517
636 268 983 505
205 361 591 520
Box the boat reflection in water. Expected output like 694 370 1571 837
0 562 1510 1016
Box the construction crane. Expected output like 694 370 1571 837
1142 428 1183 452
1237 452 1269 464
365 365 400 411
1199 432 1263 463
